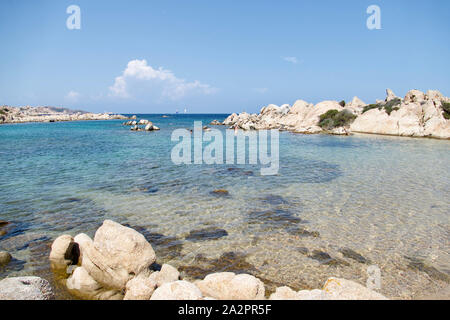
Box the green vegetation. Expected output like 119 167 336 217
362 98 401 116
318 109 357 130
442 101 450 120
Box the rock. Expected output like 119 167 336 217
152 126 160 131
49 234 79 269
269 286 330 300
0 220 9 227
210 189 229 196
124 274 157 300
0 277 54 300
73 233 93 265
130 125 138 131
138 119 150 125
386 88 398 101
269 286 299 300
185 227 228 241
0 251 12 265
67 266 103 298
93 220 156 278
149 264 180 287
404 89 425 103
81 241 131 290
196 272 265 300
323 277 388 300
144 123 153 131
210 120 222 125
150 280 203 300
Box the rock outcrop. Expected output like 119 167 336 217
0 277 55 300
222 89 450 139
0 105 127 124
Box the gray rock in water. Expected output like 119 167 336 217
0 251 12 265
0 277 55 300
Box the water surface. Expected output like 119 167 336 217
0 114 449 299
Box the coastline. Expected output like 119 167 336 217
218 89 450 140
0 105 129 124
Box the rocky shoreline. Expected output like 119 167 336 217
0 105 128 124
0 220 388 300
218 89 450 140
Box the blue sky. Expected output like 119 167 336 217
0 0 449 113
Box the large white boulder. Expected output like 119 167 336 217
196 272 265 300
150 280 203 300
269 286 330 300
93 220 156 278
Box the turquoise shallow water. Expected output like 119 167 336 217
0 114 449 299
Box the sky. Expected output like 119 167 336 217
0 0 449 114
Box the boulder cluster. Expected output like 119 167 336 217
47 220 388 300
222 89 450 139
123 119 160 132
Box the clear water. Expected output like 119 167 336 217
0 115 449 299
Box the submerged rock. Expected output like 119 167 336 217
339 248 370 264
405 256 450 282
210 189 230 197
0 276 55 300
309 250 349 266
185 227 228 242
0 251 12 265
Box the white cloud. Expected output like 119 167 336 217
109 59 217 100
282 56 299 64
65 90 80 102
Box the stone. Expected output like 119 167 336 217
150 280 203 300
385 88 398 101
49 234 78 269
269 286 299 300
144 123 154 131
138 119 150 125
93 220 156 278
124 274 157 300
196 272 265 300
73 233 93 265
81 240 131 290
0 277 54 300
269 286 330 300
323 277 388 300
149 264 180 287
0 251 12 265
404 89 425 103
